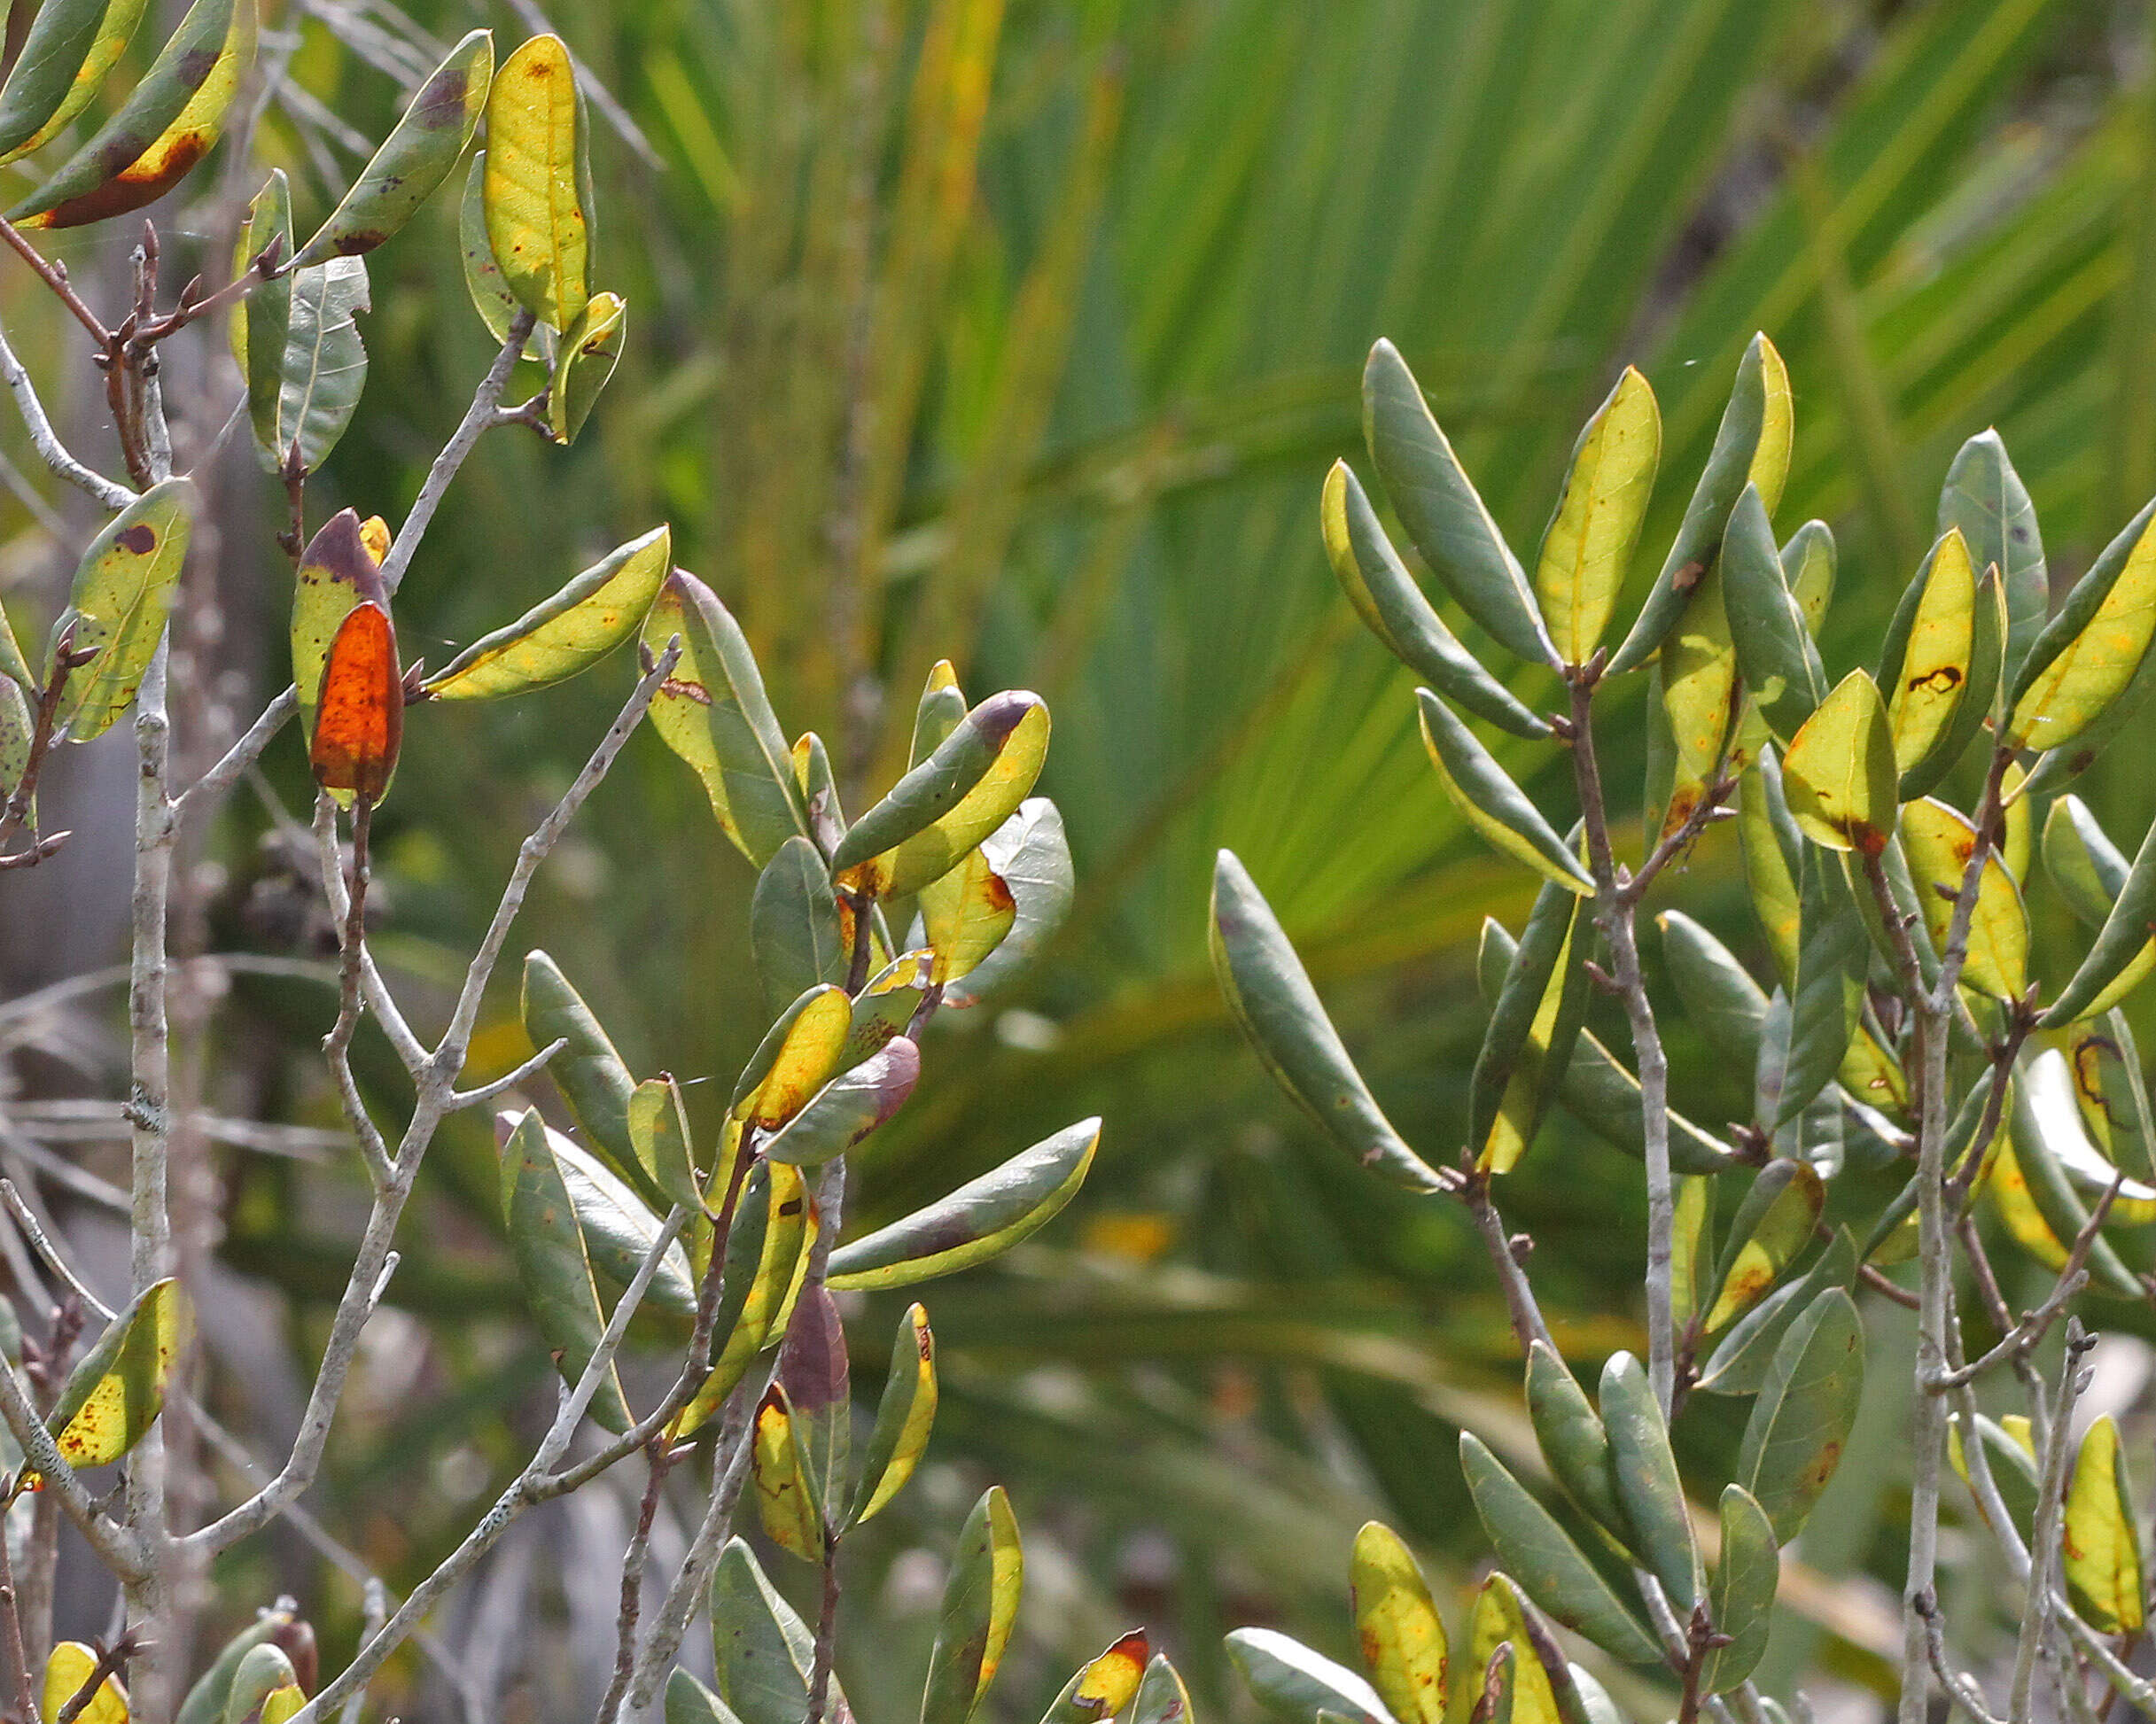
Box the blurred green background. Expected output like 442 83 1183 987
6 0 2156 1718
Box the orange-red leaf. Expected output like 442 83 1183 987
309 601 401 802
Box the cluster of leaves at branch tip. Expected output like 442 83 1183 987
1210 329 2156 1722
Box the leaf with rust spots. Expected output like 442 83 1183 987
1467 1574 1577 1724
839 950 933 1071
424 524 670 700
943 799 1073 1008
549 290 627 444
289 510 393 753
750 1384 825 1561
1351 1521 1446 1724
458 151 552 360
1227 1631 1389 1724
11 0 252 229
1900 796 2028 999
731 984 852 1134
484 34 589 330
308 602 401 805
47 478 192 742
291 30 491 269
672 1161 816 1440
847 1303 936 1529
922 1488 1023 1724
1039 1635 1152 1724
2066 1011 2156 1190
2009 495 2156 755
920 842 1017 986
759 1036 919 1167
496 1108 632 1433
1737 1286 1863 1542
1129 1656 1195 1724
1705 1161 1824 1333
0 0 151 167
1781 669 1896 856
26 1277 188 1486
1877 530 1977 796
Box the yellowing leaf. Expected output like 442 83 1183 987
849 1303 937 1526
484 35 589 331
1350 1521 1446 1724
35 1278 188 1481
549 291 627 444
920 845 1016 985
1467 1575 1561 1724
42 1642 126 1724
1884 530 1975 780
1899 797 2028 999
0 0 152 168
1534 367 1659 667
2064 1413 2145 1632
424 524 670 700
1781 670 1896 856
2009 501 2156 754
751 1386 825 1560
1747 335 1794 516
50 479 194 742
1658 563 1738 840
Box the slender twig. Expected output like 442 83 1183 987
185 653 676 1560
448 1037 569 1112
0 1510 42 1724
806 1544 843 1724
0 311 133 508
173 687 296 821
378 313 536 596
1930 1178 2119 1393
1 1182 115 1321
1562 660 1677 1409
593 1440 671 1724
290 1206 689 1724
2012 1324 2095 1724
0 1348 147 1580
0 626 97 866
1459 1168 1553 1355
1917 1590 2007 1724
0 216 110 343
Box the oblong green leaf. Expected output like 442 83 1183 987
0 675 32 813
831 692 1050 897
291 29 492 268
1416 692 1592 895
849 1302 936 1527
666 1671 741 1724
1226 1629 1388 1724
922 1487 1023 1724
760 1037 919 1167
1551 1027 1739 1176
1659 911 1768 1072
1609 332 1790 675
625 1076 700 1215
1535 367 1660 670
2007 497 2156 753
483 33 589 330
1780 670 1896 856
1599 1352 1700 1610
1938 429 2046 692
1130 1657 1195 1724
1698 1228 1857 1397
1722 483 1825 743
825 1117 1099 1291
1363 339 1554 667
1457 1434 1662 1665
0 0 149 166
1782 520 1836 636
1210 851 1444 1190
711 1539 827 1724
49 478 192 742
1772 857 1864 1127
1737 1287 1864 1542
751 835 849 1015
642 570 813 866
1350 1521 1446 1724
1700 1487 1777 1694
253 256 370 478
1323 461 1549 737
521 950 640 1185
540 1118 697 1313
9 0 253 229
498 1107 631 1433
2044 796 2131 930
2042 800 2156 1027
425 524 671 700
1524 1341 1627 1548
